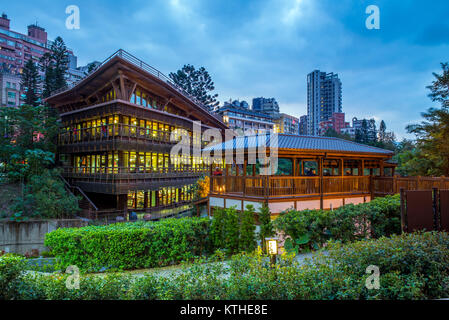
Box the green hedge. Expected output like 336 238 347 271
44 218 212 272
4 232 449 300
274 194 401 252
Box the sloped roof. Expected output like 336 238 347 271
204 133 394 155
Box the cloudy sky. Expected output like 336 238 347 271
5 0 449 138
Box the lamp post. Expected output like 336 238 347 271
265 237 278 267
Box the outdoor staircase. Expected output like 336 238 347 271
59 174 98 218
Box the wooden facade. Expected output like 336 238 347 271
46 50 227 217
207 135 396 216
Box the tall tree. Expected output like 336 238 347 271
39 36 69 98
50 37 69 91
39 52 55 99
378 120 387 142
169 64 219 110
406 63 449 176
21 59 41 106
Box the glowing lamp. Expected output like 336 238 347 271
265 237 278 255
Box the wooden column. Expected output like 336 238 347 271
319 157 324 210
361 159 365 176
293 158 297 176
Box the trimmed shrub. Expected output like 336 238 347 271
4 232 449 300
274 194 401 252
0 254 26 300
44 218 213 272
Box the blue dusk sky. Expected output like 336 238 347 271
4 0 449 139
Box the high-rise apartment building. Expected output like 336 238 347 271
299 115 308 135
252 97 280 118
307 70 342 136
0 13 80 106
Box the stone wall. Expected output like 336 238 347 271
0 219 88 255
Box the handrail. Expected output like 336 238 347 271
49 49 223 123
58 174 98 211
58 123 207 147
62 166 209 176
211 175 371 197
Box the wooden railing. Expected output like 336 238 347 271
373 176 449 196
62 166 209 181
211 175 371 198
58 123 208 147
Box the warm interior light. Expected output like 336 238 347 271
266 238 278 255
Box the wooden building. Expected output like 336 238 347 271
206 134 395 216
45 49 227 217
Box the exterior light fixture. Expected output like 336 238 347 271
265 237 278 266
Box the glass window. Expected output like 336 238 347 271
127 191 136 209
130 152 136 172
123 152 129 172
138 153 145 172
136 191 145 209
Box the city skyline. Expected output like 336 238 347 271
3 0 449 139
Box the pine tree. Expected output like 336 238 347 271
406 62 449 175
51 37 69 91
258 204 274 251
39 36 69 98
210 207 226 249
379 120 387 143
39 52 54 99
169 64 219 110
224 207 240 254
21 59 40 106
239 205 256 252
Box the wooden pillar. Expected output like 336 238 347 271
380 160 385 177
361 159 365 176
293 158 297 176
340 159 344 176
319 157 324 210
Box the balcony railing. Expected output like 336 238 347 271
62 166 209 181
59 123 207 147
211 175 371 198
373 176 449 196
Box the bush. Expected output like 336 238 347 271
210 206 257 255
0 254 26 300
274 194 401 252
4 232 449 300
44 218 213 272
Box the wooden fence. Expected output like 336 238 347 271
373 176 449 196
401 188 449 233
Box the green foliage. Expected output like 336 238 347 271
274 195 401 252
4 232 449 300
40 36 69 98
8 169 80 220
210 207 226 248
239 205 257 252
169 64 219 109
403 62 449 176
225 207 240 254
210 206 257 255
0 254 26 300
258 204 274 251
44 218 213 272
21 59 40 106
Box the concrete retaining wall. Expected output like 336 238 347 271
0 219 88 255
